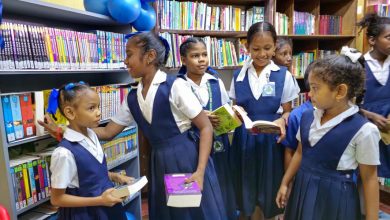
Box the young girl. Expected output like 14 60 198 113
41 32 227 220
177 37 236 220
276 50 380 220
273 37 293 71
229 22 299 219
49 82 132 220
357 13 390 178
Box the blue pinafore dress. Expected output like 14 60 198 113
178 73 237 220
363 64 390 177
230 67 286 218
284 110 366 220
127 75 226 220
57 139 127 220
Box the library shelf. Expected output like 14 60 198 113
16 197 50 215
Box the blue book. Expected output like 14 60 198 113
1 96 16 142
10 95 24 139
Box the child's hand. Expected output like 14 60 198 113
185 170 205 191
101 188 123 207
205 111 220 128
37 113 59 138
113 174 135 185
276 185 288 209
370 112 390 131
273 118 287 143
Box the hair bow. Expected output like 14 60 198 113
64 81 85 91
47 88 59 116
124 31 146 39
340 46 362 63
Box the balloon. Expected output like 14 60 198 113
131 2 156 31
141 0 156 2
125 212 136 220
108 0 141 24
83 0 110 16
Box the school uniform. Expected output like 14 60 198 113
50 128 127 220
179 72 237 220
228 59 299 217
282 100 314 150
285 105 380 220
112 70 226 220
363 52 390 177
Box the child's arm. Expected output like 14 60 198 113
359 164 379 220
185 110 213 190
108 172 135 184
93 121 126 141
274 101 292 143
50 188 122 207
360 108 389 131
276 141 302 208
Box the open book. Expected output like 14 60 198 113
232 105 281 134
111 176 148 198
211 103 242 136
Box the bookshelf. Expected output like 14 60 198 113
0 1 142 220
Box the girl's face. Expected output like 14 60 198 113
72 89 101 128
308 72 339 110
181 42 209 76
274 44 292 67
372 24 390 56
247 32 276 71
124 39 147 78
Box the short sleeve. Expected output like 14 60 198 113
281 71 300 104
171 78 203 119
355 122 381 165
283 113 300 150
50 147 78 189
229 77 236 99
111 97 135 127
296 126 302 143
218 79 231 105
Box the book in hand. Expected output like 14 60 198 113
380 123 390 145
164 173 202 207
111 176 148 199
211 103 242 136
232 105 281 134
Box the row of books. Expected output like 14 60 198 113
157 0 264 31
366 0 390 17
291 50 337 78
102 128 138 165
0 21 127 70
1 85 132 143
379 177 390 186
9 150 52 211
160 33 239 68
319 15 343 35
275 12 289 35
293 11 315 35
292 93 309 109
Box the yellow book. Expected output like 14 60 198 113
22 163 31 205
41 0 85 11
211 103 242 136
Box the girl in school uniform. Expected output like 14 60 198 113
276 48 380 220
49 82 131 220
177 37 237 220
41 32 227 220
357 13 390 178
229 22 299 219
273 37 293 72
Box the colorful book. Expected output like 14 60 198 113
9 95 24 139
1 96 16 142
19 93 35 137
164 173 202 207
233 105 281 134
211 103 242 136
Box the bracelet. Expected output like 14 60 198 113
56 126 63 142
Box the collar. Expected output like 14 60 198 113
63 127 95 143
139 69 167 88
236 59 280 82
313 102 359 129
184 73 217 87
364 51 390 63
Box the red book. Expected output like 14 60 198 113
19 93 35 137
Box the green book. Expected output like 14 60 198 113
212 103 242 136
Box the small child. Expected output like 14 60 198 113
273 37 293 71
49 82 131 220
177 37 236 220
276 48 380 220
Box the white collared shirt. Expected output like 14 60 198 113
364 52 390 86
111 70 203 133
229 59 300 103
50 128 104 189
296 104 381 170
184 73 230 108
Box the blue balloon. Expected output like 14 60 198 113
125 212 136 220
141 0 156 2
131 2 156 31
108 0 141 24
84 0 110 16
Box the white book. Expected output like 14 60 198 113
111 176 148 198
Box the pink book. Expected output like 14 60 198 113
164 173 202 207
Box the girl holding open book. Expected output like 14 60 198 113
229 22 299 219
276 47 380 220
357 13 390 178
177 37 237 220
40 32 226 220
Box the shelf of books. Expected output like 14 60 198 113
0 0 143 219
